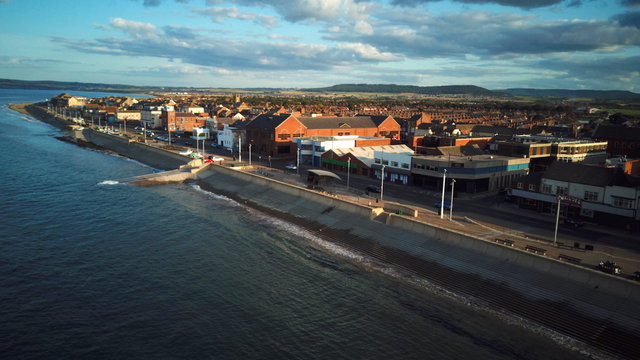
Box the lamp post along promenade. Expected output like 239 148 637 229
440 169 447 219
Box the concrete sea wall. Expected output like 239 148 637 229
198 165 640 343
77 129 188 170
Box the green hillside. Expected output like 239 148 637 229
303 84 504 97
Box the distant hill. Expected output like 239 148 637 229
303 84 505 97
0 79 160 94
502 88 640 100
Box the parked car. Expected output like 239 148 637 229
285 164 297 170
563 217 585 227
433 201 451 210
598 260 621 275
365 185 380 194
634 271 640 281
204 156 224 163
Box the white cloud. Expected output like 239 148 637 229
56 18 401 73
325 9 640 59
110 18 159 39
193 6 279 28
353 20 374 35
337 43 403 61
204 0 376 23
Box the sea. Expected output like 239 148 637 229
0 89 601 359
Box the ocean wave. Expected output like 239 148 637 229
190 184 238 205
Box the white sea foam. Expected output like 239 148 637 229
190 184 238 205
97 180 120 185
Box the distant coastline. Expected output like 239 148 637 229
3 78 640 100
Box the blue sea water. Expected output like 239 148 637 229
0 89 597 359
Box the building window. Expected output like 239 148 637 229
337 132 343 136
580 208 594 218
517 182 523 189
278 133 291 140
374 158 381 164
401 163 409 169
382 160 389 165
528 184 536 191
541 184 552 194
391 161 399 167
584 191 598 201
556 186 568 195
613 197 634 209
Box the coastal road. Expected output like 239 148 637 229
330 173 640 253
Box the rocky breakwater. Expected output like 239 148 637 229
197 164 640 359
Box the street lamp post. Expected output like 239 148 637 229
554 196 561 247
347 157 351 192
238 136 242 163
440 169 447 219
380 165 386 203
296 146 300 175
450 178 456 220
249 143 252 165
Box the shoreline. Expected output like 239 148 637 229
196 163 640 359
11 101 640 359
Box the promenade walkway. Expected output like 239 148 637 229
236 163 640 281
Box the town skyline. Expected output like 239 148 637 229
1 0 638 92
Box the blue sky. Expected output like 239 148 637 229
1 0 638 91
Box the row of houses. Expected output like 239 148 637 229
48 93 640 229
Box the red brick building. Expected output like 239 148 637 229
162 111 210 132
593 124 640 157
245 114 401 157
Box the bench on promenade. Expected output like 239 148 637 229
558 254 582 264
494 238 514 247
525 245 547 256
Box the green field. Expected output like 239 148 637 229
600 108 640 116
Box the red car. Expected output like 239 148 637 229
204 156 224 163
